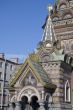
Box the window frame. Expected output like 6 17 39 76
0 72 2 79
65 80 71 102
0 62 3 68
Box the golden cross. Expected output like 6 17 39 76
47 5 53 13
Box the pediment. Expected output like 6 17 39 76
9 58 44 87
9 56 56 89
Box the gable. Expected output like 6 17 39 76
9 59 42 86
9 59 40 87
9 55 56 89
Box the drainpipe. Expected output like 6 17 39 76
1 59 6 109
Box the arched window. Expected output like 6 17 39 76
64 54 69 63
52 17 59 21
65 80 70 102
63 14 72 19
59 4 66 10
69 57 72 65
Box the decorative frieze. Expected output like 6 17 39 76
42 62 61 73
53 18 73 27
57 33 73 40
55 27 73 34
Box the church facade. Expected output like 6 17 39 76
7 0 73 110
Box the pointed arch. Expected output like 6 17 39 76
65 80 71 102
64 54 68 63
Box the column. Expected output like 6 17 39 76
15 102 21 110
8 102 13 110
41 90 45 100
39 101 45 110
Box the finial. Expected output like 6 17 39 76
47 5 53 13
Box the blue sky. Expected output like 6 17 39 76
0 0 54 59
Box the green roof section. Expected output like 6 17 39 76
9 53 56 89
52 49 65 61
30 60 51 84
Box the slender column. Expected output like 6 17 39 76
8 102 14 110
39 100 45 110
15 102 21 110
41 90 45 100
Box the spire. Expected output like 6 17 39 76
42 5 57 43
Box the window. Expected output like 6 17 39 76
0 83 1 92
3 95 7 104
65 80 70 102
10 65 14 71
64 54 69 63
0 62 3 68
0 72 2 79
69 57 72 65
10 65 12 70
0 83 1 89
52 17 59 21
5 63 8 69
64 14 72 19
0 95 1 103
59 4 66 10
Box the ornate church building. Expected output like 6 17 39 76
8 0 73 110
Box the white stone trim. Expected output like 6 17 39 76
17 86 40 102
11 95 17 102
65 80 71 102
